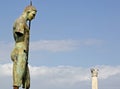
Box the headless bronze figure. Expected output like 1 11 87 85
11 4 37 89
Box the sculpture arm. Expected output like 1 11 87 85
13 22 25 42
14 23 24 36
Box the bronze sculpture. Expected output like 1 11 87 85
11 3 37 89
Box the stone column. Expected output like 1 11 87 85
91 68 99 89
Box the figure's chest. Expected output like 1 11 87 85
24 23 30 36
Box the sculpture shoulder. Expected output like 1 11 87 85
13 16 27 30
14 16 26 26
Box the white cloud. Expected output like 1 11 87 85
0 41 13 61
0 63 12 76
30 39 104 52
82 39 104 46
96 65 120 79
29 65 90 84
0 64 120 89
30 40 80 52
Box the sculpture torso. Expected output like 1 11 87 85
13 16 29 52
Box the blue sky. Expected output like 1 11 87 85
0 0 120 89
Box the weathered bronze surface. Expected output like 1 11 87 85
11 4 37 89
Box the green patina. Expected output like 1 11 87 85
11 5 37 89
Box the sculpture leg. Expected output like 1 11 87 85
13 49 27 88
22 65 30 89
26 66 30 89
13 86 19 89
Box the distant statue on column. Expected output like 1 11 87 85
11 2 37 89
91 68 99 89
